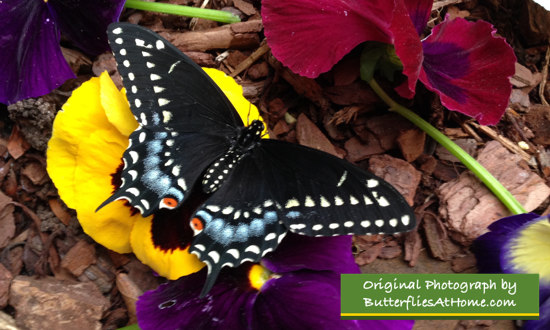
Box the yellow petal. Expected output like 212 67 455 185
203 68 269 137
48 67 266 275
99 72 138 136
47 76 140 253
131 216 205 279
508 219 550 286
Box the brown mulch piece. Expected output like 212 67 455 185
0 0 549 329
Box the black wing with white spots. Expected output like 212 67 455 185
189 138 415 296
104 23 416 297
108 22 243 134
101 23 242 216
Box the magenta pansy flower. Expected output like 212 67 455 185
262 0 516 125
0 0 125 104
136 233 414 329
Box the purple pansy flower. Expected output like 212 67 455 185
262 0 516 125
0 0 125 104
137 234 414 330
473 213 550 330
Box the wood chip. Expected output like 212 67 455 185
0 311 17 330
379 245 402 259
403 230 422 267
116 273 142 325
296 113 346 158
368 154 421 206
451 254 477 273
267 54 331 110
61 240 96 277
7 125 30 160
0 191 15 249
355 242 384 266
0 263 12 309
21 161 48 185
230 40 269 77
167 20 262 52
48 199 73 226
438 141 550 241
435 138 477 163
423 213 460 261
511 62 539 88
469 122 532 162
344 136 384 163
233 0 257 15
9 276 109 330
525 104 550 146
397 128 426 162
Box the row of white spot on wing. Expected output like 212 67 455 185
283 193 377 210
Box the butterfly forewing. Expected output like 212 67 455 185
107 23 243 134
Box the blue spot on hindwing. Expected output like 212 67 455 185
147 140 163 154
234 224 249 242
286 211 301 219
155 132 167 140
249 219 265 236
264 211 277 223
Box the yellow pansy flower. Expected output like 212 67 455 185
47 68 266 279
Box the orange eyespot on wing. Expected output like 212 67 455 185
160 197 178 209
190 217 204 235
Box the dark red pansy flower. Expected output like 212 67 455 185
262 0 516 125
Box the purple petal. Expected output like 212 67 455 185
251 271 414 330
49 0 125 55
0 1 75 104
402 0 434 35
262 233 359 274
136 269 256 330
525 295 550 330
473 213 540 273
419 17 516 125
262 0 394 78
390 0 424 98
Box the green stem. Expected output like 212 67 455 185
124 0 241 24
367 79 526 215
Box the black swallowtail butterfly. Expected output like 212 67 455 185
102 22 416 296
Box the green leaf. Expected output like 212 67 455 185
117 324 140 330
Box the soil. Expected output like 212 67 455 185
1 0 549 329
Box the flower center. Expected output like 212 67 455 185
507 218 550 284
248 264 274 290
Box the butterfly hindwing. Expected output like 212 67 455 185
190 155 288 296
99 127 230 216
189 139 415 296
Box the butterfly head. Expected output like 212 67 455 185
236 120 264 150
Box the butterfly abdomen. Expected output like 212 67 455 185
201 120 264 194
201 148 244 193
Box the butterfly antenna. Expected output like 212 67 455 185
246 103 252 126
